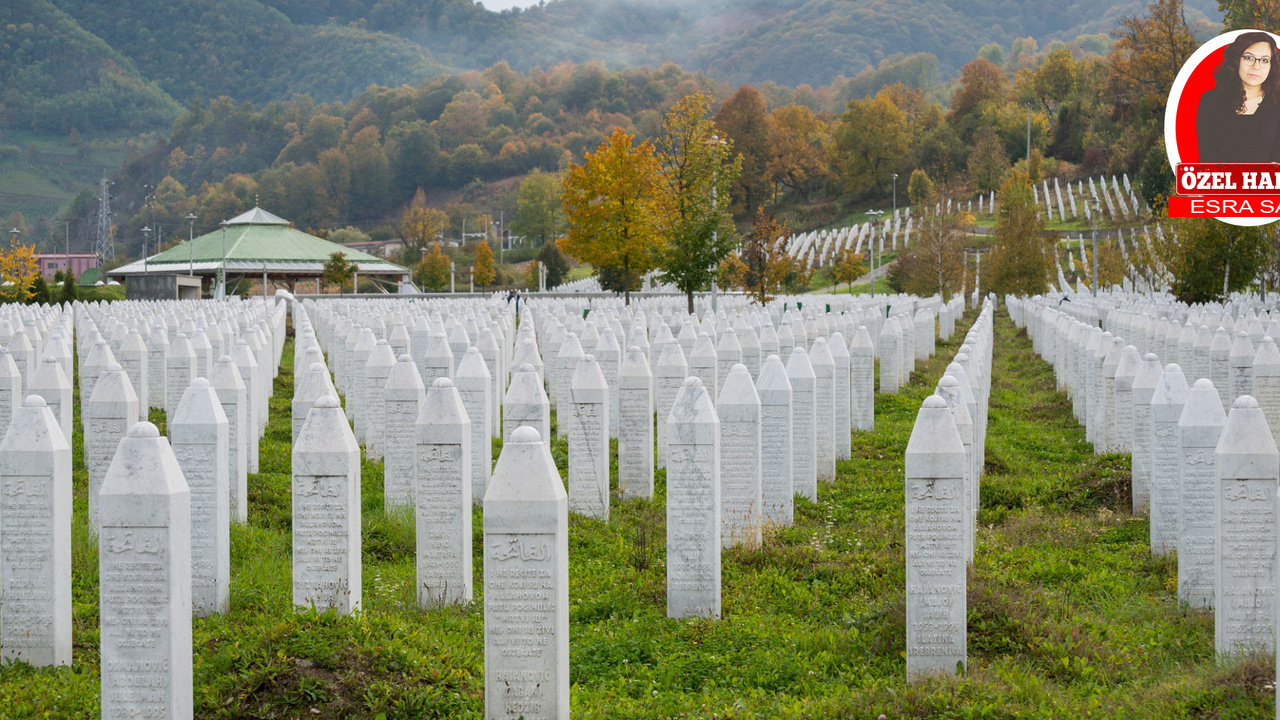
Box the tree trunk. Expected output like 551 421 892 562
1223 257 1231 300
686 289 695 316
623 254 631 306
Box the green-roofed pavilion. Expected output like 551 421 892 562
108 206 411 294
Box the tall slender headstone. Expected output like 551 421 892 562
292 396 361 614
171 378 230 617
119 331 150 423
233 340 261 474
0 396 71 666
364 340 397 462
1256 337 1280 453
851 326 875 431
483 426 569 720
99 422 192 720
86 363 138 532
718 364 762 548
666 377 721 619
758 355 794 527
30 354 72 445
655 342 688 469
567 356 610 520
455 348 492 506
829 332 852 460
0 348 20 435
787 347 817 502
810 338 837 481
689 332 719 402
416 379 472 607
210 355 248 524
1151 364 1190 556
165 334 196 422
1215 395 1279 657
1131 353 1163 515
1179 378 1226 608
618 346 654 499
905 395 967 680
502 363 550 443
384 354 427 510
879 318 901 393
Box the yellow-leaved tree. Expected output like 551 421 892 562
473 239 496 287
0 235 39 303
559 127 666 305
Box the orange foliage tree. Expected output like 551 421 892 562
559 127 666 305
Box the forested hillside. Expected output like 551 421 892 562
0 0 179 134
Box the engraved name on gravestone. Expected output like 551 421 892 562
0 396 71 667
171 378 230 617
718 364 762 549
99 423 192 720
667 377 721 620
567 356 609 521
758 354 793 527
1179 379 1226 608
416 379 472 608
618 346 654 499
483 427 569 720
906 396 967 681
1215 395 1279 658
292 396 361 614
1151 364 1190 556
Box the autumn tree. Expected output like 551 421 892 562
512 169 563 245
968 126 1010 193
322 251 358 294
831 249 868 293
654 93 742 314
473 239 496 287
987 171 1051 296
559 128 665 305
417 242 451 291
896 207 970 299
831 91 908 198
715 85 771 214
0 235 36 303
907 169 935 211
1221 0 1280 31
398 188 448 265
766 104 831 202
947 57 1011 143
1110 0 1198 144
738 209 793 304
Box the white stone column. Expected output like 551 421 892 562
1151 364 1190 555
292 395 361 614
654 342 688 470
502 363 550 443
718 364 761 549
0 396 71 667
483 426 569 720
99 422 192 720
86 362 138 532
810 337 836 482
171 377 230 617
829 331 852 461
456 348 492 506
1131 352 1163 515
210 355 249 523
1214 395 1279 658
666 377 720 619
1179 378 1226 608
905 396 967 681
786 347 817 502
416 378 473 608
618 345 654 500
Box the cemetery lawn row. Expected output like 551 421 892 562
0 310 1270 718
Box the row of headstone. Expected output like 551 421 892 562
1017 291 1280 662
904 296 996 681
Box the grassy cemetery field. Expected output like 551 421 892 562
0 309 1269 719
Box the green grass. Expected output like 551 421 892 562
0 311 1270 718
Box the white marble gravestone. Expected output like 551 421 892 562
30 353 72 445
1215 395 1278 658
618 346 654 499
1151 364 1190 556
829 332 852 461
851 326 875 431
416 378 472 608
786 346 818 502
119 330 150 423
483 426 569 720
233 339 261 474
210 355 248 524
905 395 967 680
165 334 196 422
86 362 139 532
758 354 794 527
655 342 688 470
1179 378 1226 608
99 422 192 720
567 356 610 521
809 337 837 482
363 339 397 461
0 396 71 667
502 363 550 443
718 364 762 549
1256 337 1280 455
171 377 230 617
879 317 901 394
666 377 721 619
455 348 492 506
292 395 361 614
1131 352 1163 515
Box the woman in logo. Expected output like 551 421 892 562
1197 31 1280 162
